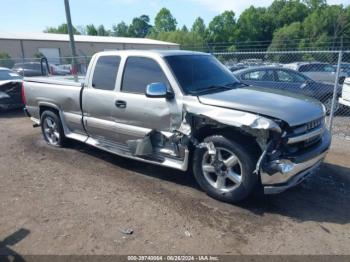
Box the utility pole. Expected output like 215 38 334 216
64 0 78 81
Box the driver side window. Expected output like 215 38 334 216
121 57 169 94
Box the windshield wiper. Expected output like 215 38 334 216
188 85 231 95
224 82 248 87
188 82 244 95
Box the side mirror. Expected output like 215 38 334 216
146 82 174 100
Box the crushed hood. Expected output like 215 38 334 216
197 86 325 127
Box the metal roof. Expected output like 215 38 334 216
0 32 179 46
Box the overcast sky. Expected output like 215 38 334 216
0 0 349 33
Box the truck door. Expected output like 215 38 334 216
110 56 178 144
82 55 121 141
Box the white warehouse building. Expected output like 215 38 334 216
0 32 180 64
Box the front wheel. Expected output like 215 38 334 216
323 96 339 115
40 110 66 147
193 135 258 203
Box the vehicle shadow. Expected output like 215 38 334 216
68 140 350 225
239 162 350 224
0 228 30 262
0 109 24 119
68 139 199 188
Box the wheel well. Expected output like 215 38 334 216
319 94 332 102
39 106 59 117
192 125 262 160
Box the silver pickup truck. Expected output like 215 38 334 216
23 50 331 203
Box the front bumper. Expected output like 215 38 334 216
262 129 331 194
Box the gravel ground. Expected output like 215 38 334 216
0 110 350 255
332 116 350 140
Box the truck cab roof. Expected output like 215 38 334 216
98 49 210 57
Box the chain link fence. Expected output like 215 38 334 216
210 50 350 140
1 49 350 141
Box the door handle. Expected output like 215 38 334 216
115 100 127 108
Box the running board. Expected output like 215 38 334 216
85 137 189 171
65 132 89 143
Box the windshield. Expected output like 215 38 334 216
322 64 336 72
165 54 240 94
0 69 22 80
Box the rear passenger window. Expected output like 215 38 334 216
243 70 274 81
122 57 168 94
92 56 120 90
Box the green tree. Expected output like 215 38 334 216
181 25 189 32
112 22 129 37
236 6 274 45
206 11 237 44
303 0 327 10
269 22 304 50
128 15 152 37
191 17 206 36
97 25 110 36
151 30 205 50
86 24 98 36
268 0 310 28
268 22 304 62
302 5 350 49
153 8 177 33
76 25 87 35
44 23 80 34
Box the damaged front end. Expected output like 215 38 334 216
124 100 283 174
258 117 331 194
123 98 330 195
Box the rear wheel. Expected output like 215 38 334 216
193 135 258 203
40 110 66 147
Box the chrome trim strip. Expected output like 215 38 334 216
287 127 324 144
263 161 322 194
261 150 328 186
85 137 189 171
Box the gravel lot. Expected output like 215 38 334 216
0 110 350 255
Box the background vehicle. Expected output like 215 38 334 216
22 50 330 203
339 63 350 76
49 64 71 75
233 66 341 114
0 67 23 110
339 78 350 108
227 64 247 72
12 62 48 77
284 62 347 85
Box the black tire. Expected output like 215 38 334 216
322 96 339 115
40 110 66 147
193 135 258 203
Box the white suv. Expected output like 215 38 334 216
284 62 346 85
339 77 350 107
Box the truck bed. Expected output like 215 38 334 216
24 76 84 135
24 75 85 87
